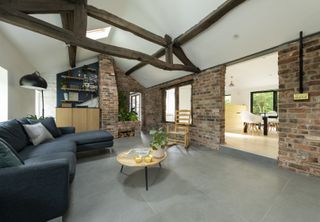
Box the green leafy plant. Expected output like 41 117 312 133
149 128 168 150
26 115 46 121
118 91 139 121
118 111 138 121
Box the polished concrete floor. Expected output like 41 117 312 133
225 131 278 159
65 136 320 222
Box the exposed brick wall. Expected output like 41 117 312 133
143 67 225 149
144 75 193 130
99 55 118 137
99 55 145 138
114 61 145 122
191 66 226 149
278 35 320 176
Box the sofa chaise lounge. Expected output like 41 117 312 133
0 118 114 222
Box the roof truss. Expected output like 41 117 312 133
0 0 246 74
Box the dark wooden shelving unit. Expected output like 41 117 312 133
61 75 87 81
61 87 97 93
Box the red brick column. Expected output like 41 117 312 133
99 55 118 137
191 66 226 149
278 35 320 176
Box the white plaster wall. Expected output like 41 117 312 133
0 31 36 119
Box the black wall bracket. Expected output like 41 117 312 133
299 31 304 93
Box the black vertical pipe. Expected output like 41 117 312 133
299 31 304 93
41 90 45 118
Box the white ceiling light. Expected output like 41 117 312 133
86 27 111 40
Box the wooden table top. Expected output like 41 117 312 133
116 150 167 167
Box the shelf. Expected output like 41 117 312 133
61 87 97 93
61 75 87 81
61 100 83 103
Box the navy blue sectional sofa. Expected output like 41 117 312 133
0 118 114 222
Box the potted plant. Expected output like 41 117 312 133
149 128 168 158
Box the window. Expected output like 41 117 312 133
86 27 111 40
165 88 176 122
0 66 8 121
225 95 232 104
164 83 192 122
130 92 141 121
251 90 277 114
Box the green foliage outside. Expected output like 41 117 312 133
225 95 231 105
149 128 168 150
118 91 138 121
252 92 274 114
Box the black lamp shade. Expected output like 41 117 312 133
19 71 47 90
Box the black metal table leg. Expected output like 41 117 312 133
145 167 148 191
263 116 268 136
159 162 162 168
120 165 124 173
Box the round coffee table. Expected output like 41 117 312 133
116 150 167 191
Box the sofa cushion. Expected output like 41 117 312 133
28 117 62 138
24 152 76 181
19 140 76 160
0 119 29 152
40 117 62 138
23 123 54 146
0 138 24 168
56 130 114 145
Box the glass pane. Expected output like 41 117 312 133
166 88 176 122
179 85 192 110
225 95 232 104
252 92 274 114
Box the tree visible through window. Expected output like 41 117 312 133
130 92 141 121
251 90 277 114
225 95 231 104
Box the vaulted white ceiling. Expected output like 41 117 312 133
0 0 320 87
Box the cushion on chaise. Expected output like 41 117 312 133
56 130 113 145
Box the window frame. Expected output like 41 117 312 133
162 81 193 123
129 92 142 121
250 90 278 114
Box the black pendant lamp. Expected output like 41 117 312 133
19 71 47 90
20 71 47 118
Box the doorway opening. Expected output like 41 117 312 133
224 52 279 159
0 66 8 122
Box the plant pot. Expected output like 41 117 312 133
152 148 165 158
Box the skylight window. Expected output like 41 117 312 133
86 27 111 40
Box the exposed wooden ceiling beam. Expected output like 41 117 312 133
0 6 198 73
0 0 75 13
125 48 166 75
173 45 199 71
61 12 76 68
126 0 245 75
175 0 247 45
165 35 173 64
87 5 167 47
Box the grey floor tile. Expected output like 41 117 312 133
64 136 320 222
